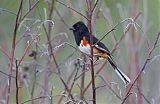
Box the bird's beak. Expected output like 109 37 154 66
69 26 75 31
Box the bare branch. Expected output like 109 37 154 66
56 0 89 20
121 32 160 104
99 76 122 101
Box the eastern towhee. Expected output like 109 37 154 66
69 21 130 84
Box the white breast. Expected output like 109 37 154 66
78 40 91 54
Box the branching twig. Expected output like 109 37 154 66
0 45 10 60
93 28 116 46
91 0 99 15
137 86 151 104
7 0 23 103
21 0 40 21
121 32 160 104
82 12 141 95
99 76 122 101
55 8 69 28
111 12 141 54
56 0 89 20
0 70 15 79
86 0 96 103
0 8 17 16
21 96 49 104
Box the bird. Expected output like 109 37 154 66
69 21 130 84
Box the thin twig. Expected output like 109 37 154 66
15 60 19 104
99 76 122 101
21 0 40 21
0 45 10 60
82 12 141 95
17 41 33 67
42 20 60 74
93 28 116 46
7 0 23 103
121 32 160 104
0 8 17 15
80 54 86 101
111 12 141 54
21 96 49 104
57 67 76 104
86 0 96 103
137 86 151 104
91 0 99 15
0 70 15 79
56 0 89 20
69 63 80 94
55 8 69 28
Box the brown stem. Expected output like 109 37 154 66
121 32 160 104
56 0 89 21
7 0 23 103
15 60 19 104
82 12 141 95
21 96 49 104
87 0 96 103
80 54 86 101
132 0 142 104
99 76 122 101
21 0 40 21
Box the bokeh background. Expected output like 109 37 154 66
0 0 160 104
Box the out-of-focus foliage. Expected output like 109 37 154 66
0 0 160 104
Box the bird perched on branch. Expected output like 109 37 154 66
69 21 130 84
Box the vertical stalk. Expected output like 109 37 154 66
132 0 142 104
15 60 19 104
7 0 23 104
86 0 96 103
80 54 86 101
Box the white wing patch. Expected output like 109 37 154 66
95 45 109 53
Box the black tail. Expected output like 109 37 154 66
108 56 130 84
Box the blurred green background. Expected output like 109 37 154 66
0 0 160 104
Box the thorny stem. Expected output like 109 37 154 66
121 32 160 104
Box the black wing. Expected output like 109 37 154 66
85 35 111 54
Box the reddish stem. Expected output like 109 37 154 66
7 0 23 104
87 0 96 103
132 0 142 104
121 33 160 104
80 54 86 101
